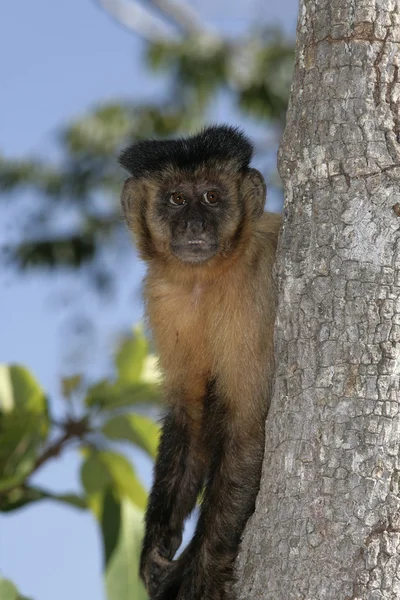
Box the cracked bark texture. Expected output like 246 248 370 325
236 1 400 598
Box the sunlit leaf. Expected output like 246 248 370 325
85 332 161 410
141 355 162 385
100 452 147 510
0 365 47 414
115 327 149 385
102 414 160 459
81 450 147 510
104 496 147 600
0 365 13 413
0 365 49 489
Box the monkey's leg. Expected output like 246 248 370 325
140 404 208 598
173 396 266 600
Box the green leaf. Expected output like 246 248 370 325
0 577 33 600
0 578 18 600
102 414 160 459
104 496 147 600
85 380 161 411
0 474 31 494
0 365 14 413
98 452 147 510
140 354 161 385
101 488 122 566
84 327 161 411
81 457 149 598
81 453 113 495
0 485 87 513
0 365 49 489
0 364 47 414
115 327 149 385
81 451 147 510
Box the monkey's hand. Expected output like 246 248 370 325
140 548 179 599
147 546 195 600
140 526 184 597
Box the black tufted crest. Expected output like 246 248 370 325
119 125 254 178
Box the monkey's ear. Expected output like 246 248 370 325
121 177 138 225
120 177 154 259
120 177 147 229
241 168 266 219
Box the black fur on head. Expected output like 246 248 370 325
118 125 254 178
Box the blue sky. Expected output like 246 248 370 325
0 1 298 599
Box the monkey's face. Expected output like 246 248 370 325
153 179 235 263
148 170 257 264
121 167 266 265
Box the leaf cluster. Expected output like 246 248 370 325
0 327 161 600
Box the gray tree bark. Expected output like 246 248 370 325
237 1 400 598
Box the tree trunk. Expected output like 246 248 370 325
237 1 400 598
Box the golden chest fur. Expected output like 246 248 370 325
144 246 275 422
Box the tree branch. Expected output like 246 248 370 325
145 0 211 35
0 418 90 498
95 0 180 42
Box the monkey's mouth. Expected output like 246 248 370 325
171 240 218 263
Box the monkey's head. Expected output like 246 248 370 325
119 125 266 267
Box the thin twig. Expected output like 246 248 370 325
0 418 90 498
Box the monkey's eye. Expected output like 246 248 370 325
169 192 186 206
203 190 220 205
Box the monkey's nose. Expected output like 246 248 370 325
186 220 205 235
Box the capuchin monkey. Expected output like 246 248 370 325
119 125 281 600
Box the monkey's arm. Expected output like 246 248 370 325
159 389 268 600
140 404 207 597
183 434 264 598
